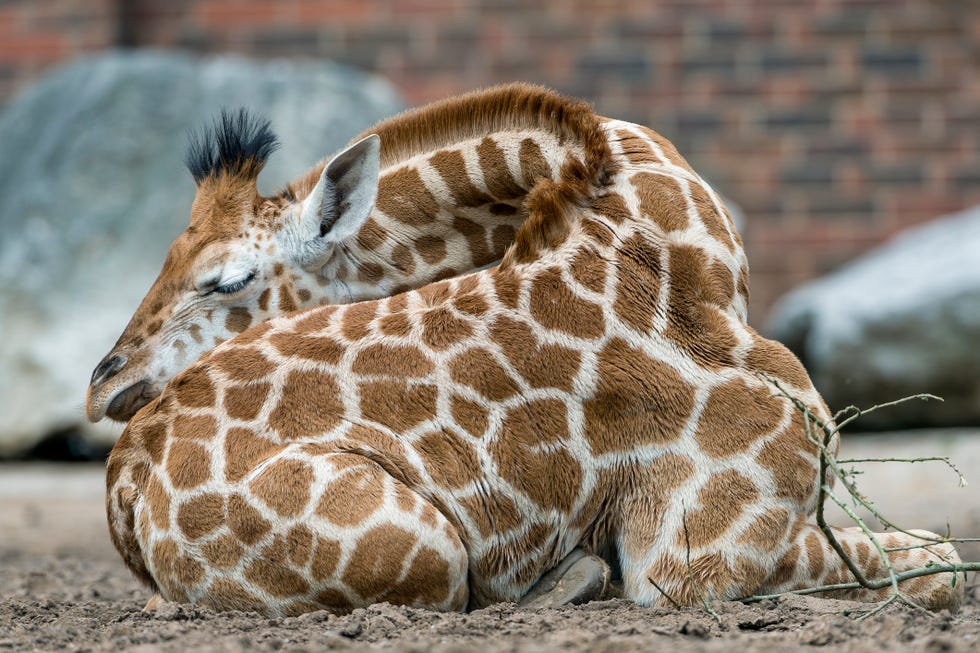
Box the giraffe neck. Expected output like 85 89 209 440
313 128 587 301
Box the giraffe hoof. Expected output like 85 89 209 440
143 593 167 612
519 550 611 608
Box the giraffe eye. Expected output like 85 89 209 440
214 271 256 295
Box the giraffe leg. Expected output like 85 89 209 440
518 548 611 608
151 450 469 617
759 523 964 612
615 494 755 608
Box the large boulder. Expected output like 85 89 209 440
0 51 402 457
767 205 980 430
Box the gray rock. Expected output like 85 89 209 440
0 51 402 457
767 205 980 429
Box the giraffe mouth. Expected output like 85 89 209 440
104 380 158 422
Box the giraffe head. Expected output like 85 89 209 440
86 109 382 423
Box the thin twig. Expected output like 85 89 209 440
750 372 978 618
681 509 721 623
647 576 681 609
741 561 975 602
838 457 967 488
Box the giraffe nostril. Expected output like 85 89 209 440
92 354 127 385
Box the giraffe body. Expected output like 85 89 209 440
105 103 962 614
90 87 703 423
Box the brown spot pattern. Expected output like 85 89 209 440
341 302 377 341
378 311 413 338
204 578 261 611
416 429 482 489
632 173 688 232
518 137 552 186
269 331 345 364
225 307 253 334
694 378 785 458
453 215 495 267
381 545 453 607
529 267 605 339
680 470 759 548
352 343 434 378
746 334 813 389
228 493 271 545
167 439 211 489
249 458 314 517
429 148 492 207
224 427 283 483
614 233 662 332
476 136 525 199
316 465 385 527
617 129 660 165
758 410 819 502
420 307 474 349
570 247 608 294
450 395 489 437
211 346 276 383
311 536 343 582
689 182 734 253
172 371 216 408
245 559 310 598
491 224 516 256
269 369 344 439
202 534 244 570
592 192 632 225
448 348 519 402
490 315 581 391
415 235 448 265
145 473 171 529
176 493 224 540
223 383 270 421
490 399 582 513
737 508 790 551
359 380 438 431
356 218 388 251
583 338 695 455
391 243 416 276
342 524 417 600
665 244 738 368
376 166 439 226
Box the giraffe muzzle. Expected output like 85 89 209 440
91 354 127 386
104 380 157 422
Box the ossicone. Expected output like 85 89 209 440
185 108 280 184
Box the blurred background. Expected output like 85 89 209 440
0 0 977 575
3 1 979 315
0 2 976 439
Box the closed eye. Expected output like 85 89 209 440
214 271 256 295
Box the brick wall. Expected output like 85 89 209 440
3 0 979 323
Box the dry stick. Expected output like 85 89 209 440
743 562 966 602
681 509 721 622
647 576 682 610
740 374 980 616
838 457 967 488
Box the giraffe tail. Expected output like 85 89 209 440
761 522 964 612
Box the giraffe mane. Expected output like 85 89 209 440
185 107 280 185
287 83 618 267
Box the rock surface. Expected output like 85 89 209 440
767 205 980 429
0 51 402 456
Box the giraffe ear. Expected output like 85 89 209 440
300 134 381 246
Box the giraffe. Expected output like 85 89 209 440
101 92 963 616
86 85 750 425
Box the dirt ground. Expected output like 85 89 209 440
1 429 978 652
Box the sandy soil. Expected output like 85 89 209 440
1 430 978 652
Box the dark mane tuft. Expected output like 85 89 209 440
185 108 280 183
